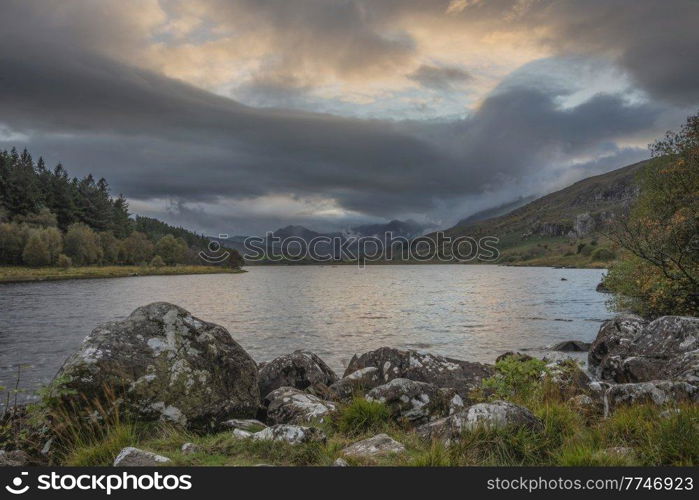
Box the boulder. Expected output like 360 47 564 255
264 387 337 425
545 360 591 394
328 367 382 400
605 381 698 412
333 458 349 467
180 443 200 455
55 303 259 430
0 450 30 467
259 350 338 398
340 434 406 458
589 315 699 383
232 429 253 439
344 347 494 397
365 378 463 424
495 352 534 364
588 315 648 380
567 394 600 417
551 340 591 352
252 424 327 445
113 447 171 466
220 418 267 432
418 401 542 442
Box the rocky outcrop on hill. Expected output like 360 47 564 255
258 350 338 398
344 347 494 398
54 302 260 430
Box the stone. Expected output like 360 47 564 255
589 315 699 384
264 387 337 424
340 434 406 458
333 458 349 467
0 450 30 467
232 429 253 439
588 315 648 380
328 367 382 400
180 443 200 455
252 424 327 445
605 381 698 412
113 447 171 466
417 401 542 442
344 347 494 398
545 359 591 395
365 378 463 424
220 418 267 432
551 340 591 352
259 350 338 398
55 303 260 430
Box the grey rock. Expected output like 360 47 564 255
221 418 267 432
545 360 591 394
264 387 337 425
495 352 534 363
605 381 698 412
0 450 30 467
588 315 648 380
365 378 463 424
589 315 699 384
344 347 494 398
328 367 382 400
252 424 327 445
551 340 591 352
259 350 338 398
340 434 406 458
232 429 253 439
418 401 542 442
180 443 200 455
333 457 349 467
113 447 171 466
55 303 260 430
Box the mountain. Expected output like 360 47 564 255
350 219 426 239
446 160 645 240
438 160 648 267
456 196 536 226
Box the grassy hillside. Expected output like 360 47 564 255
439 161 647 267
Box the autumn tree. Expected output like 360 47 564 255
605 112 699 317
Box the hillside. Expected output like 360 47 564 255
441 160 648 267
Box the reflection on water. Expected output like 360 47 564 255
0 265 610 403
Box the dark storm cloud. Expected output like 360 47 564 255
408 64 472 91
0 0 695 233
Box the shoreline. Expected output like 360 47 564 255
0 265 245 284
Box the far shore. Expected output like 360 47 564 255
0 265 245 284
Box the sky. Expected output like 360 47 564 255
1 0 697 235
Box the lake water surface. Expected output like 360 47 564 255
0 265 610 404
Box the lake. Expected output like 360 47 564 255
0 265 610 404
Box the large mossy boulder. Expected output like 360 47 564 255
55 302 259 430
344 347 493 398
589 315 699 383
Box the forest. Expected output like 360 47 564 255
0 148 242 269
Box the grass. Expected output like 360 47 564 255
0 265 244 283
6 358 698 467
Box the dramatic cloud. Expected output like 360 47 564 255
0 0 696 234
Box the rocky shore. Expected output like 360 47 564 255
1 302 697 467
